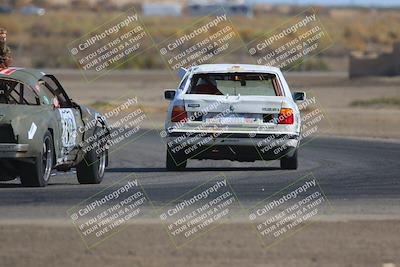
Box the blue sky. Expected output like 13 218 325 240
248 0 400 7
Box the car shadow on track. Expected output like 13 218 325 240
0 183 22 188
106 166 281 173
0 182 79 188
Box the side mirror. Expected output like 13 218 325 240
164 90 176 100
293 91 306 102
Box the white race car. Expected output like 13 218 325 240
164 64 306 170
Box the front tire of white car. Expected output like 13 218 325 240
166 149 187 171
280 150 298 170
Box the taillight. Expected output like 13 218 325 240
278 108 294 124
171 105 187 122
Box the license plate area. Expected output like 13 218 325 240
204 113 263 125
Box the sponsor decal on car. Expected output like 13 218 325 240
28 122 37 140
59 109 78 151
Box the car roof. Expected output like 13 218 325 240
0 67 47 88
189 64 281 74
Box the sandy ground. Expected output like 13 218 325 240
0 220 399 267
49 70 400 139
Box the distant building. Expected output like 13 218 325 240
349 43 400 78
143 3 182 17
187 0 253 17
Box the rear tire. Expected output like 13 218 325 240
166 149 187 171
20 131 53 187
280 150 298 170
76 127 107 184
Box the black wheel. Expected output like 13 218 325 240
280 149 298 170
76 127 107 184
166 149 187 171
20 131 53 187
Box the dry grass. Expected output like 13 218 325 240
350 97 400 108
1 9 400 69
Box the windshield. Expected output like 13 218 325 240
188 73 282 96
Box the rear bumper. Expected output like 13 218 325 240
0 144 30 158
166 132 299 161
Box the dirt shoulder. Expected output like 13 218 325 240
0 220 399 267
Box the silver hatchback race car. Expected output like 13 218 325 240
0 67 110 187
164 64 306 170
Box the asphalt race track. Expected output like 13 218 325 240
1 130 399 220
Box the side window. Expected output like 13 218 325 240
0 79 39 105
40 76 71 108
9 86 19 104
39 81 56 105
22 85 40 105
